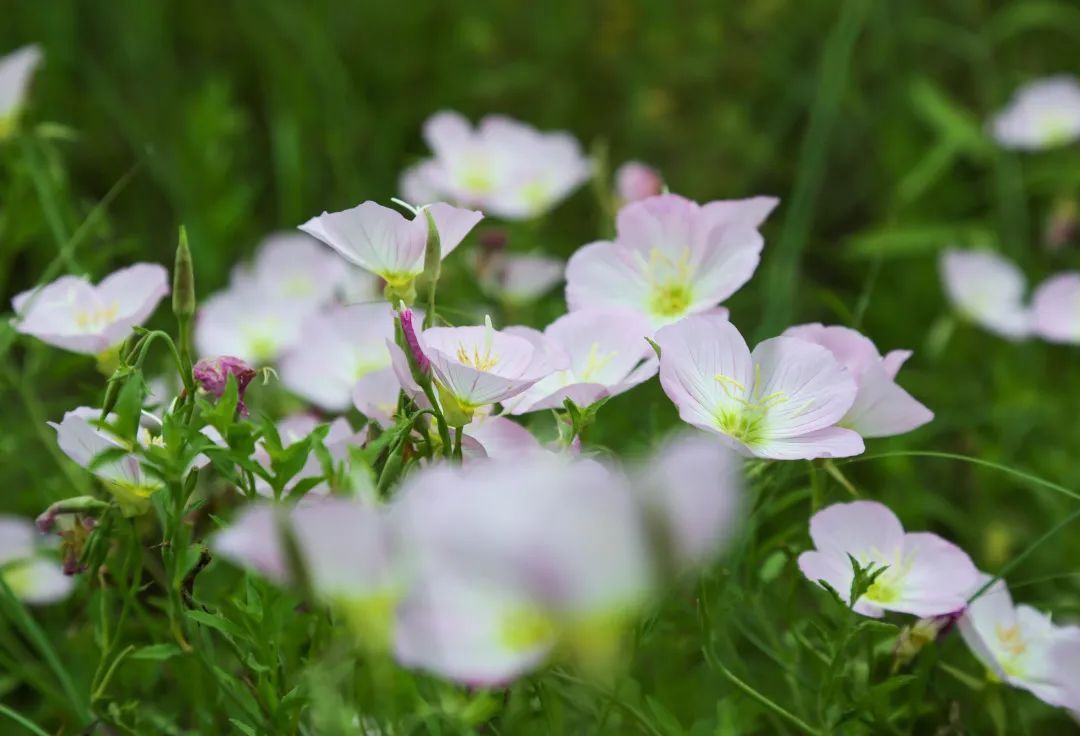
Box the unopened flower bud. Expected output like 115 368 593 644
397 306 430 376
615 161 663 203
172 226 196 320
193 355 257 416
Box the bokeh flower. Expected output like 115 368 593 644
12 264 169 355
990 75 1080 151
614 161 663 203
401 111 592 220
1049 638 1080 717
798 501 977 618
565 193 777 330
506 309 657 414
656 315 863 459
481 252 564 304
1031 272 1080 345
939 248 1030 340
195 283 308 365
230 232 353 309
0 515 73 605
0 45 43 138
783 323 933 438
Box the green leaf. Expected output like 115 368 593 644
129 643 183 661
185 609 245 642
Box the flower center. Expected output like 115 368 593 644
281 276 315 298
74 302 119 331
640 247 695 319
650 283 693 318
711 366 792 446
1 560 34 599
455 315 500 372
1038 113 1073 147
578 342 616 382
501 606 558 653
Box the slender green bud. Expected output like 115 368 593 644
172 226 196 320
422 208 441 328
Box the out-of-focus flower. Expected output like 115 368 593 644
960 575 1080 707
299 201 482 291
401 111 592 220
279 303 395 412
12 264 169 355
798 501 977 618
421 316 565 421
939 248 1031 340
231 233 351 309
990 75 1080 151
254 414 366 498
656 315 863 460
213 497 401 644
506 309 657 414
0 45 43 138
1049 637 1080 717
195 283 307 365
462 414 544 459
1031 272 1080 345
631 433 742 570
783 324 933 438
566 193 777 330
0 515 72 604
481 253 564 305
393 455 654 685
614 161 663 203
193 355 257 415
352 368 403 428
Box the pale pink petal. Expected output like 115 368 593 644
614 161 663 203
808 501 905 561
0 45 43 119
688 225 764 308
463 415 543 459
300 201 422 281
9 558 75 605
0 516 36 565
991 75 1080 151
565 240 653 314
423 202 483 259
881 349 912 379
782 323 882 380
398 159 446 206
352 368 402 427
843 363 933 438
940 248 1030 339
699 196 780 231
1032 272 1080 344
894 532 978 616
751 427 864 460
798 550 857 604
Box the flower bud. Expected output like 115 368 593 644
172 226 196 321
397 306 430 376
193 355 257 416
615 161 663 203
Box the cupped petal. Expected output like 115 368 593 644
782 323 883 380
798 550 856 603
843 362 933 438
893 532 978 615
462 415 544 459
423 202 484 258
300 201 422 281
699 196 780 231
808 501 905 562
688 225 764 307
750 426 864 460
1031 272 1080 344
96 263 170 325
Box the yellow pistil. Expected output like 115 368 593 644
642 247 694 319
456 315 500 371
579 342 615 381
74 302 119 331
712 364 796 446
1 560 34 599
500 606 559 653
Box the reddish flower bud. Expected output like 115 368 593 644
193 355 257 416
398 307 430 375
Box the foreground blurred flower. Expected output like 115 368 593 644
231 233 352 309
566 193 777 330
798 501 977 618
421 316 566 423
990 75 1080 151
1031 272 1080 345
401 111 592 220
939 248 1030 340
214 497 401 644
195 282 307 365
12 264 169 355
656 315 863 459
614 161 663 203
193 355 257 415
461 414 545 459
0 45 43 138
1049 638 1080 717
394 455 654 685
481 252 564 305
959 575 1080 707
783 324 933 438
507 309 657 414
0 515 72 604
280 303 395 412
299 200 482 295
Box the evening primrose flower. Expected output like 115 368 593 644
1031 272 1080 344
231 232 351 309
798 501 978 618
351 368 404 428
421 316 566 422
506 309 657 414
783 324 933 438
614 161 663 203
299 200 482 293
279 303 396 412
0 515 73 605
393 455 654 685
195 282 307 364
959 575 1080 706
990 75 1080 151
402 111 592 220
0 45 43 139
565 193 778 330
1049 638 1080 716
655 315 863 460
940 248 1030 339
482 252 565 304
12 264 169 355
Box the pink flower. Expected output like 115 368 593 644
421 316 565 411
1049 638 1080 717
195 282 307 365
940 248 1030 340
566 193 778 330
798 501 977 618
655 315 863 459
483 253 564 304
231 232 352 309
0 45 43 134
462 414 545 459
506 309 657 414
299 201 482 288
783 324 933 438
401 111 592 220
12 264 169 354
0 515 73 605
990 75 1080 151
1031 272 1080 344
960 574 1080 707
614 161 663 203
352 368 404 428
279 303 396 412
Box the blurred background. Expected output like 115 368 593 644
2 0 1080 731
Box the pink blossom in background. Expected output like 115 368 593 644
959 574 1080 708
1031 272 1080 345
483 252 565 304
12 264 168 354
783 324 933 438
400 111 592 220
279 303 396 412
0 45 43 130
939 248 1030 340
566 193 778 330
656 315 863 459
194 283 307 365
614 161 663 203
352 368 404 428
506 309 657 414
798 501 977 618
990 75 1080 151
0 515 73 605
299 200 482 288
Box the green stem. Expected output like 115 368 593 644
707 653 822 736
419 381 453 459
0 704 51 736
453 426 463 462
